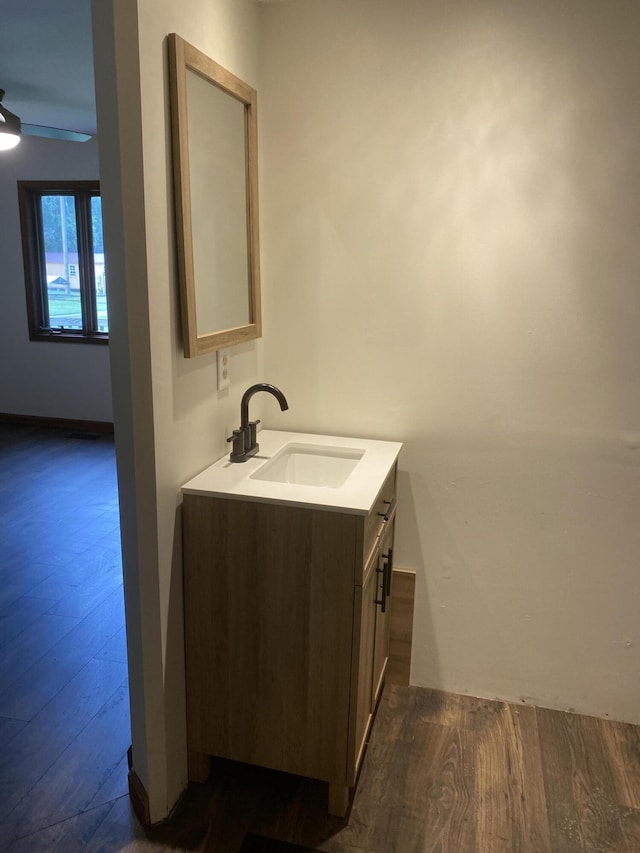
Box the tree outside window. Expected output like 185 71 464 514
18 181 108 343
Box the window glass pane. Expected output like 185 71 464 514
91 195 108 333
40 195 83 331
19 182 106 343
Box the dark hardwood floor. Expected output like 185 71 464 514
0 423 128 851
1 423 639 852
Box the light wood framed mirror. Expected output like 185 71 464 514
168 33 262 357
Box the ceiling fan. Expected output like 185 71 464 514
0 89 92 150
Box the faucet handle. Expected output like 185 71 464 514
226 428 245 460
247 419 261 453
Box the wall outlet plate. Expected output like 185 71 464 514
216 349 231 390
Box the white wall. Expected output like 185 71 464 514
0 135 112 422
93 0 262 822
261 0 640 723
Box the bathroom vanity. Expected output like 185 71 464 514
181 430 401 816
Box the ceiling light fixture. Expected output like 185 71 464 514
0 89 21 150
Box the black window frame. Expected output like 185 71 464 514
18 180 108 345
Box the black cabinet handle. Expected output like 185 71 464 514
383 548 393 597
375 563 387 613
377 496 397 522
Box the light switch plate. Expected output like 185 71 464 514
216 349 231 390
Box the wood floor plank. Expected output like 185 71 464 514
618 806 640 852
86 752 129 809
5 802 114 853
537 706 626 852
474 703 551 853
26 540 123 607
192 763 266 852
34 503 118 536
0 716 25 747
0 683 130 844
508 704 553 852
0 611 81 689
0 587 125 721
26 574 81 602
46 562 122 619
400 720 475 853
0 561 60 611
601 718 640 810
0 658 128 824
9 526 106 567
0 595 57 646
125 758 270 852
95 626 128 663
249 763 344 851
87 796 174 853
409 684 505 732
341 703 446 851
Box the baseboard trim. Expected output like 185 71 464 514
127 745 195 828
127 746 152 826
0 412 114 434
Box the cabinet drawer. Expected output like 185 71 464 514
361 463 397 577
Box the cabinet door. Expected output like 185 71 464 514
184 495 357 784
371 522 394 709
353 560 377 774
351 524 394 780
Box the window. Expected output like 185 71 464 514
18 181 108 343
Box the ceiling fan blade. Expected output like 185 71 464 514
22 124 92 143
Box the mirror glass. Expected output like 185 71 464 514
168 34 262 357
186 70 249 335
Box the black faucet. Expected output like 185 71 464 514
227 383 289 462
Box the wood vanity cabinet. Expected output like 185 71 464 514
182 462 397 816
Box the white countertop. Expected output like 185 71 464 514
181 430 402 514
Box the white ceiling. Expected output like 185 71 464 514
0 0 96 137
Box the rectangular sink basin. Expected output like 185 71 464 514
251 443 365 488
